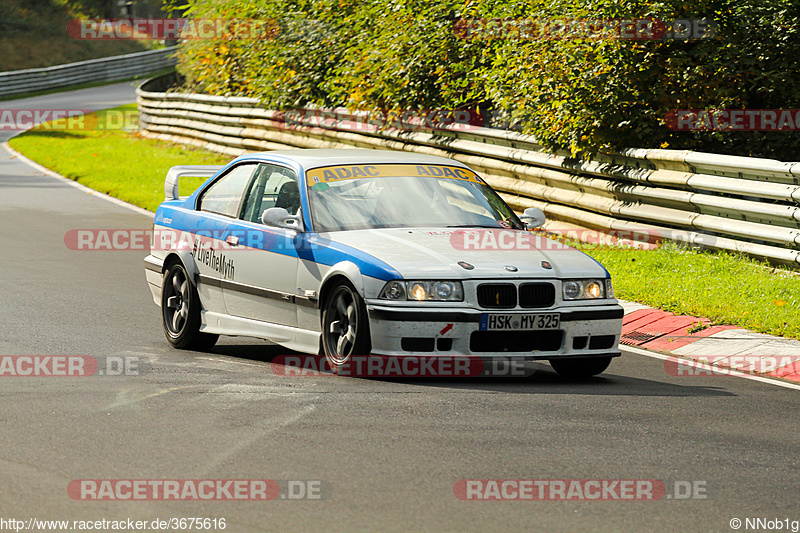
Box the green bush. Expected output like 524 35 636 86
171 0 800 161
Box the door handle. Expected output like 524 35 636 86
226 235 239 246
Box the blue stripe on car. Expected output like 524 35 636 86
156 206 402 282
584 253 611 278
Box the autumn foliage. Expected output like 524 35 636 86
171 0 800 161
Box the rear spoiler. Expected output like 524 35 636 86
164 165 225 200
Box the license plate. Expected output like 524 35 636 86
479 313 560 331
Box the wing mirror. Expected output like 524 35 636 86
261 207 304 232
519 207 546 229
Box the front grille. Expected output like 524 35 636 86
470 331 564 353
477 283 517 308
519 283 555 308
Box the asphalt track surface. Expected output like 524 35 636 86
0 83 798 532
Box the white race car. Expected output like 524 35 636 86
144 149 623 377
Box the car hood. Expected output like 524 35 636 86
322 228 608 279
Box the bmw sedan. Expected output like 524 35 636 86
144 149 623 377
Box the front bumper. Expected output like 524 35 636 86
366 303 623 359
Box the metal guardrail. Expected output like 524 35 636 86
136 74 800 266
0 48 177 98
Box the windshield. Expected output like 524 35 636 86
306 164 523 232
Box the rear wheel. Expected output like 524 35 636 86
549 356 612 379
161 262 219 351
322 281 371 372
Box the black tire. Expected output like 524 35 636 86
549 356 612 379
321 281 371 372
161 262 219 351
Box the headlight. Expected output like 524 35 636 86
379 280 464 301
409 282 427 301
563 281 581 299
433 281 458 300
562 279 607 300
381 280 406 300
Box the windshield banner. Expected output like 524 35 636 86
306 164 482 185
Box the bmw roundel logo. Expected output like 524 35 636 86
504 265 518 272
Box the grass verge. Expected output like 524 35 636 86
581 242 800 340
9 104 800 340
8 104 230 211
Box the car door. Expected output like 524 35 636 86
220 163 301 327
193 162 259 313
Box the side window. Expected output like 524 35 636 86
198 164 258 217
240 164 300 223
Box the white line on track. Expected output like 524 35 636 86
621 344 800 391
2 142 154 217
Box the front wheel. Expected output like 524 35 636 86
549 356 612 379
321 281 371 372
161 262 218 351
